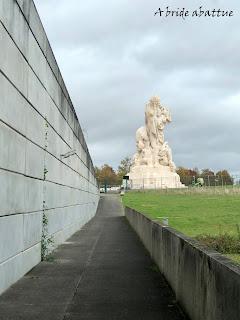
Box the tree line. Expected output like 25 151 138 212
95 157 233 186
176 167 233 186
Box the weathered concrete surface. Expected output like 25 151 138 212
0 195 187 320
125 207 240 320
0 0 99 294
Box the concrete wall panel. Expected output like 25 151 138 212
0 214 23 263
23 212 42 250
25 141 45 179
24 177 43 213
0 72 27 134
0 171 26 216
0 23 28 96
0 122 26 174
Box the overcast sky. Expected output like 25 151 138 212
34 0 240 174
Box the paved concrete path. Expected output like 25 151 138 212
0 195 187 320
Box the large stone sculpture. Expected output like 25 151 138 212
128 96 184 189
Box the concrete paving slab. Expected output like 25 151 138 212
0 195 188 320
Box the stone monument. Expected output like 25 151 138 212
128 96 185 189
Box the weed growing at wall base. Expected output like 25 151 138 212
41 210 54 261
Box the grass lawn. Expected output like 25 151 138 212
123 189 240 263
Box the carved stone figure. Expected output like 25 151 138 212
128 96 184 189
145 96 171 150
158 142 176 172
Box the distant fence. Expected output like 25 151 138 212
127 175 240 189
98 175 240 191
179 175 237 187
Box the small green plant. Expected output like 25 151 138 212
41 203 54 261
43 167 48 180
41 232 53 260
149 264 160 273
196 233 240 255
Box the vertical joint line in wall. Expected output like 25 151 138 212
41 117 53 260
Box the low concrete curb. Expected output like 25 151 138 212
125 207 240 320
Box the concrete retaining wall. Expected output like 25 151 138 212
125 207 240 320
0 0 99 294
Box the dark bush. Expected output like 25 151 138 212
196 233 240 254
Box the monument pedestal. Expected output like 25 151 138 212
128 165 185 189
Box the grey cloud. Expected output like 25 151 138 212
34 0 240 173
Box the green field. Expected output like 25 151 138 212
123 189 240 263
